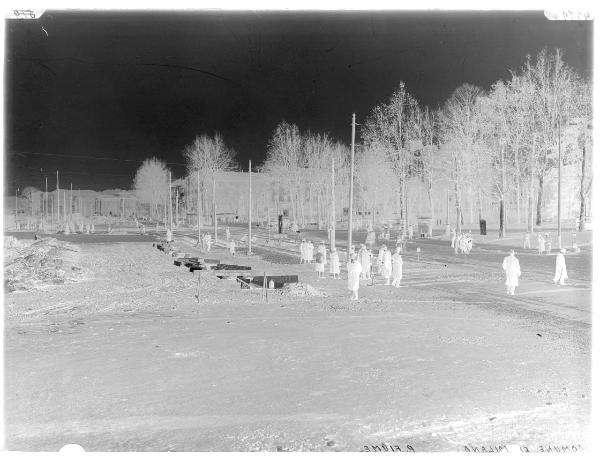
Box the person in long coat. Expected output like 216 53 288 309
299 239 307 263
377 245 387 275
358 245 370 280
553 248 568 285
523 232 531 249
391 247 403 287
537 233 545 254
347 256 362 300
329 248 341 279
382 248 392 285
545 234 552 255
317 241 327 265
307 240 314 262
450 227 457 248
315 249 325 278
502 249 521 296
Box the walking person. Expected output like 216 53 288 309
315 248 325 279
225 226 231 242
450 227 456 248
229 239 236 256
382 247 392 285
377 245 387 275
408 224 414 240
537 233 545 254
317 241 327 265
307 240 314 263
299 239 306 263
553 248 568 285
205 233 213 252
391 247 403 287
545 233 552 255
502 249 521 296
347 255 362 301
523 232 531 249
329 248 341 279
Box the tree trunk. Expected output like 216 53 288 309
578 144 587 231
528 143 535 233
499 198 505 237
515 145 521 224
536 174 544 226
499 145 507 237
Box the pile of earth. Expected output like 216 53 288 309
4 236 85 292
275 282 326 297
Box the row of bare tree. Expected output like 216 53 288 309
132 48 592 234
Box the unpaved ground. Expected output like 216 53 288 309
4 234 591 451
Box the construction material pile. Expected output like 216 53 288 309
4 236 85 292
275 282 326 298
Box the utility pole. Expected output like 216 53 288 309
56 170 59 224
15 188 19 228
175 189 179 228
330 156 336 251
348 113 356 258
213 175 217 242
169 171 173 231
248 160 252 255
558 118 562 249
197 169 201 244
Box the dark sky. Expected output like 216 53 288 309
5 10 592 192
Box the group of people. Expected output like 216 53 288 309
345 244 404 299
200 233 213 252
450 228 473 254
299 239 315 264
502 247 569 296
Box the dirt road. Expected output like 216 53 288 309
4 235 591 451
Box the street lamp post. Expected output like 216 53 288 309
557 118 562 249
347 113 356 259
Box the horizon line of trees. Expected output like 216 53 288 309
130 48 592 233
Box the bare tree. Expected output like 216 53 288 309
362 81 421 231
133 157 170 220
264 122 304 225
439 84 484 234
182 133 236 222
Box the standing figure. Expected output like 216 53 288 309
317 241 327 265
545 234 552 254
225 226 231 241
358 245 369 280
307 240 314 263
347 256 362 301
502 249 521 296
377 245 387 275
553 248 568 285
300 239 307 263
455 233 462 254
450 227 457 248
229 239 236 256
408 224 414 240
537 233 545 254
166 228 173 243
382 247 392 285
523 232 531 249
315 249 325 279
391 247 403 287
205 234 213 252
464 232 473 255
329 248 341 279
